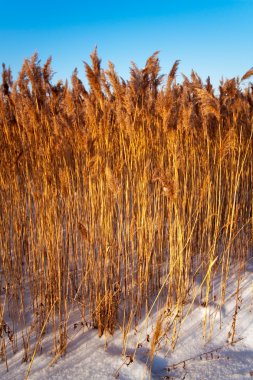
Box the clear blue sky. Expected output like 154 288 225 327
0 0 253 88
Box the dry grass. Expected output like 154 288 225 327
0 50 252 369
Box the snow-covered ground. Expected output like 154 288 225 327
1 264 253 380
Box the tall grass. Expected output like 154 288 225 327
0 50 252 367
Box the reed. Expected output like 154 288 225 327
0 51 252 370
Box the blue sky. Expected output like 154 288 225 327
0 1 253 88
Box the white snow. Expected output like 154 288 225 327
1 262 253 380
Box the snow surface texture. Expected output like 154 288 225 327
1 266 253 380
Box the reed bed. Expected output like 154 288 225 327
0 50 252 368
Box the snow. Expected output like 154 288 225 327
1 263 253 380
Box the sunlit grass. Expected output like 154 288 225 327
0 50 252 370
